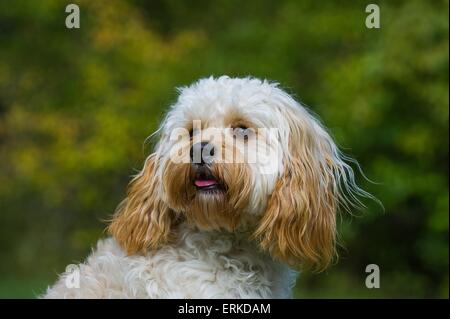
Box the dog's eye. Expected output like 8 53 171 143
233 126 252 141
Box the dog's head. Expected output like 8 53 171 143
109 76 369 271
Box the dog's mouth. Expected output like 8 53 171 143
194 179 218 189
193 167 224 192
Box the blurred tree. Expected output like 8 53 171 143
0 0 204 281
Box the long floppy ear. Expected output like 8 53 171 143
108 154 173 254
253 104 367 271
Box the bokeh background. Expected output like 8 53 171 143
0 0 448 298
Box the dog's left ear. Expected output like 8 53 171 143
253 104 363 271
108 154 174 254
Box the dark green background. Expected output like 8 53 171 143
0 0 448 298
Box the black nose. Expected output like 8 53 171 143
190 142 215 165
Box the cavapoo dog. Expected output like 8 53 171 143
44 76 369 299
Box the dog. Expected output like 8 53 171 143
43 76 369 298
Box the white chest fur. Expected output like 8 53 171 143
44 224 297 299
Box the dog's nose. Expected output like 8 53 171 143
190 142 215 165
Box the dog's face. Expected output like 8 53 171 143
109 77 367 271
160 84 285 233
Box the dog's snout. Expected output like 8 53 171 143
190 142 215 165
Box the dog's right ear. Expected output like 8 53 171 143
108 154 173 254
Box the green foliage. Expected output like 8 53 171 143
0 0 448 298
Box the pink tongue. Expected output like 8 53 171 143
194 179 217 187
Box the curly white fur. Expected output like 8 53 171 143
44 224 296 298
